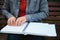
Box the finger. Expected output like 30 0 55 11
7 17 16 26
20 20 26 25
17 21 22 26
7 19 15 26
13 23 16 26
11 19 16 26
7 19 11 26
16 19 21 26
9 19 13 26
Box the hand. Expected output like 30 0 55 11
15 16 26 26
7 16 16 26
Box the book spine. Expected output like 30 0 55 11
22 22 29 31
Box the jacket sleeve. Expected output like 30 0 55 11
2 0 14 19
26 0 49 22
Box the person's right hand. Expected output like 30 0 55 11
7 16 16 26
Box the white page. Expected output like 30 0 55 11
0 22 28 34
24 22 57 37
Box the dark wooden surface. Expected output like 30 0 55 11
0 1 60 40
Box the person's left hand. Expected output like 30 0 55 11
15 16 27 26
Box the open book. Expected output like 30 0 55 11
0 22 57 37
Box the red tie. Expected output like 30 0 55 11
18 0 26 17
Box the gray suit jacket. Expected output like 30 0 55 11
2 0 49 22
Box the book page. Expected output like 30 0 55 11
24 22 57 37
0 22 28 34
